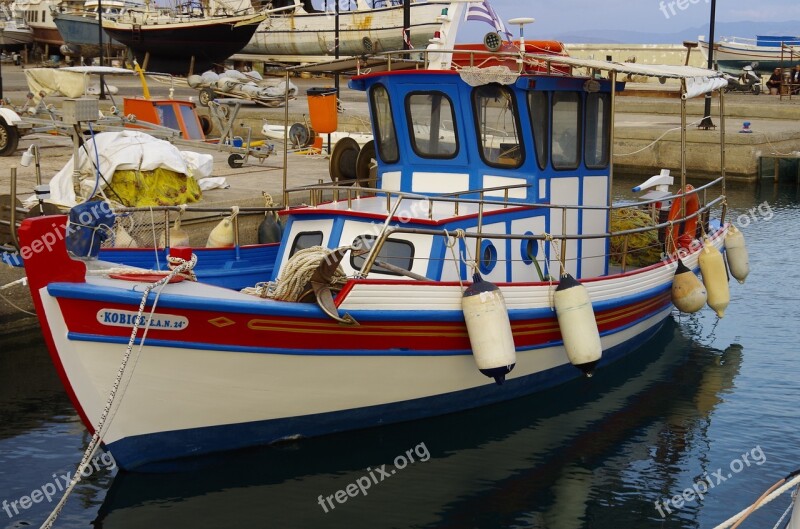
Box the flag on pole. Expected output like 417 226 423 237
465 1 512 40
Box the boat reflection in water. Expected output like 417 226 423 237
93 319 743 529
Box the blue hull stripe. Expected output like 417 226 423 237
105 320 665 470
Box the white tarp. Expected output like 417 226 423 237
683 76 730 100
25 69 87 104
40 131 214 207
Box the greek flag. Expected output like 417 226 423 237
465 1 512 40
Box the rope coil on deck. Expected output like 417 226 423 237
241 246 347 302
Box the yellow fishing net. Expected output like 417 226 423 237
109 168 202 207
609 207 663 268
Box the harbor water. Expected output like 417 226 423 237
1 176 798 529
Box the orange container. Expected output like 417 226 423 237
306 87 338 134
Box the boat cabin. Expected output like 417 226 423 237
275 65 618 284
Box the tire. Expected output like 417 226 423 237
329 137 360 183
753 85 761 95
227 153 244 168
198 114 212 135
198 88 216 107
0 119 20 157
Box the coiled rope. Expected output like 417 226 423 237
38 254 197 529
241 246 346 301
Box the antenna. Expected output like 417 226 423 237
507 17 534 71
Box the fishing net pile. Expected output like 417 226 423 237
40 130 213 207
609 207 663 267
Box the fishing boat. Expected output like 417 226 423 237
53 0 139 59
1 4 34 49
240 0 444 60
699 34 800 74
20 11 740 470
100 0 265 75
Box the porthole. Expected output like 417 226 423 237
479 240 498 274
520 232 538 265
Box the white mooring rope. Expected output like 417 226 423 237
38 254 197 529
713 472 800 529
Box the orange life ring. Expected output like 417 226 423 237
667 185 699 254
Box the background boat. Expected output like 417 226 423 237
1 4 34 49
239 0 444 60
101 2 265 75
699 34 800 74
14 0 73 49
54 0 140 59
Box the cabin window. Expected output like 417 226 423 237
527 91 549 170
551 92 582 170
350 235 415 276
472 84 524 169
289 231 323 257
370 84 399 164
585 92 611 169
406 92 458 159
157 105 180 133
179 105 203 140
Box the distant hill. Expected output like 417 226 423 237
547 21 800 45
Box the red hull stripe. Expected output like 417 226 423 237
58 291 671 352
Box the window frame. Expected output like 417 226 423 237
584 92 611 169
550 92 583 171
349 234 415 276
289 231 324 258
471 84 525 170
404 90 459 160
527 90 549 170
369 83 399 164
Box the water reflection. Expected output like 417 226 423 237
93 320 743 529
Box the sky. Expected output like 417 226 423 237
459 0 800 40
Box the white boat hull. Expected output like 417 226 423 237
241 2 443 58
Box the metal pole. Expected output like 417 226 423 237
680 79 687 217
608 71 616 208
334 0 340 106
719 88 727 224
402 0 410 53
699 0 716 129
98 0 106 99
282 70 289 208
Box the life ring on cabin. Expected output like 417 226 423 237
666 184 699 254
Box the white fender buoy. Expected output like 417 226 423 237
206 216 234 248
159 216 190 248
114 223 138 248
462 273 516 385
671 259 707 313
553 273 602 377
698 238 730 318
724 224 749 284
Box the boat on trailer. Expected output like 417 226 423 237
699 34 800 74
20 17 739 470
